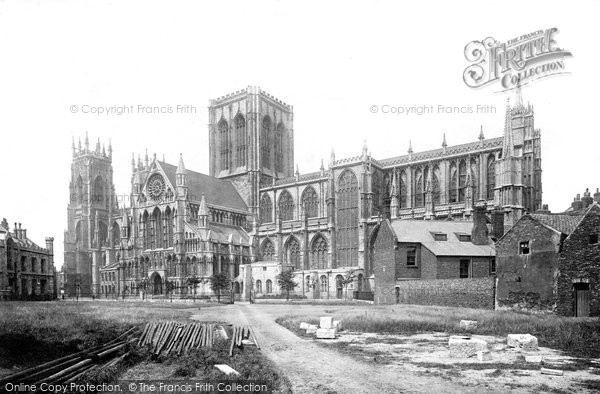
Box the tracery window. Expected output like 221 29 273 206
261 239 275 261
487 155 496 199
458 160 467 202
336 170 359 267
219 119 229 171
260 194 273 223
261 116 272 168
275 122 285 172
285 237 301 269
235 114 246 167
278 190 294 221
301 187 318 218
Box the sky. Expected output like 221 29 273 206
0 0 598 270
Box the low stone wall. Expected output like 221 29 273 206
394 277 496 309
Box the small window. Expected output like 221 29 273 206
406 247 416 266
490 257 496 275
460 259 470 278
590 234 599 245
433 233 447 241
519 241 530 255
458 234 472 242
263 266 267 271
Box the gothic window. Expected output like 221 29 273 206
470 158 479 199
93 176 106 207
261 239 275 261
432 167 441 205
415 169 424 208
487 155 496 199
165 206 174 247
449 163 458 203
256 280 263 293
275 122 285 172
278 190 294 221
234 114 246 168
336 170 359 267
320 275 328 293
261 116 272 169
76 175 84 204
152 208 162 249
260 194 273 223
266 279 273 294
306 275 311 292
371 171 382 216
219 119 229 171
458 160 467 202
301 187 318 218
111 222 120 246
285 237 301 269
399 171 408 208
311 234 328 269
382 172 391 216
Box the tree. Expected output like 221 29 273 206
340 269 356 300
210 272 230 303
276 268 298 301
187 275 202 303
139 278 149 301
165 280 177 303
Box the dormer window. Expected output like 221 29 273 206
433 233 447 241
458 234 472 242
519 241 530 255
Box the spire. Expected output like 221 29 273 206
102 143 106 156
137 154 142 170
362 140 368 161
122 205 129 227
441 133 447 154
108 139 112 158
390 170 399 219
502 99 515 158
131 153 136 172
295 164 300 180
515 81 523 108
320 158 325 176
84 132 89 151
408 140 413 160
96 137 101 153
329 147 335 168
198 194 208 227
72 137 76 157
78 137 82 152
177 153 186 174
144 148 149 168
479 125 485 141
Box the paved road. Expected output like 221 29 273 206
191 303 491 394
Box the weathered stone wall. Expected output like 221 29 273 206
557 205 600 316
496 215 560 311
396 277 495 309
395 277 496 309
372 221 397 304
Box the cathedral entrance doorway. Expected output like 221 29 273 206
150 272 163 295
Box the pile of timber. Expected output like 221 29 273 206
0 326 138 389
138 322 219 355
229 325 260 356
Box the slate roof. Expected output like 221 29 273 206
186 222 250 245
530 213 582 235
388 220 495 257
158 161 248 212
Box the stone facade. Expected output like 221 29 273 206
0 218 56 300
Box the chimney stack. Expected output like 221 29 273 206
45 237 55 253
594 188 600 203
13 222 19 238
492 208 505 240
471 205 489 245
582 188 594 209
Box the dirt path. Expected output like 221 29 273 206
191 304 502 394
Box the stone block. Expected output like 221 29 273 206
299 322 309 330
215 364 240 376
540 368 563 376
525 355 543 363
507 334 538 350
316 328 336 339
448 335 488 358
320 316 334 329
477 350 492 361
333 320 343 331
306 324 318 334
459 320 478 330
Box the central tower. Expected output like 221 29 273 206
209 86 294 215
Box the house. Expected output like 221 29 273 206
496 199 600 316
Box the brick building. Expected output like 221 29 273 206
0 218 56 300
496 189 600 316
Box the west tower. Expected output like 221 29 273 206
63 134 115 296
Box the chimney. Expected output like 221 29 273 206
45 237 55 253
492 208 505 240
14 222 20 239
471 205 489 245
582 188 594 208
535 204 551 214
594 188 600 204
1 218 7 230
571 196 583 212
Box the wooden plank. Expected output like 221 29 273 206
541 368 563 376
249 326 261 350
229 326 237 356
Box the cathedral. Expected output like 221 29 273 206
61 86 542 300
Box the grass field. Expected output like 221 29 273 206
0 301 291 393
276 304 600 358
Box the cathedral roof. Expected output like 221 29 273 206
388 219 495 257
158 161 248 212
377 137 503 167
186 221 250 245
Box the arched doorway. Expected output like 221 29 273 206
336 275 344 299
150 272 163 295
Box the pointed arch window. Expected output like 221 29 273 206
76 175 84 204
487 155 496 199
261 116 272 168
285 237 301 269
219 119 230 171
93 176 106 207
275 122 285 172
470 158 479 199
301 187 318 218
458 160 467 202
432 168 441 205
415 169 424 207
449 163 458 203
311 235 328 269
235 114 246 168
261 239 275 261
260 194 273 223
336 170 359 267
278 190 294 221
266 279 273 294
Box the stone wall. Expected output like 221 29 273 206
394 277 496 309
